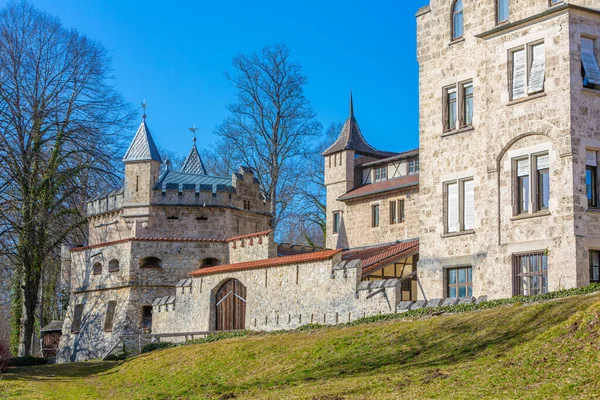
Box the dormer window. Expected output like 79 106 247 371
451 0 463 40
409 159 420 175
374 166 387 182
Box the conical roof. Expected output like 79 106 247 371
181 141 208 175
322 94 393 158
123 120 162 163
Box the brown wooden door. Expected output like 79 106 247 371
215 279 246 331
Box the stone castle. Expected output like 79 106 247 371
57 0 600 362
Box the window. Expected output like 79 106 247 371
445 178 474 233
141 306 152 334
108 259 120 273
513 252 548 296
463 82 474 126
374 166 387 182
497 0 509 23
514 153 549 215
390 201 397 224
536 154 550 211
71 304 84 333
447 266 473 298
444 82 473 131
510 42 545 101
581 37 600 90
201 258 220 267
371 204 380 228
452 0 463 40
92 262 102 275
333 211 341 234
550 0 563 5
408 159 419 174
586 150 598 208
399 199 405 223
591 250 600 283
104 301 117 332
445 87 457 131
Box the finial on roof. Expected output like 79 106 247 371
141 99 148 120
189 124 199 144
349 90 354 118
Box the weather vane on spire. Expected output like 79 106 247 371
188 124 199 144
141 99 148 120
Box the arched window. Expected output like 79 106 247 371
108 259 120 272
92 262 102 275
139 256 162 269
201 258 220 268
452 0 464 40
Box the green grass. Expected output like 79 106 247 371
3 292 600 399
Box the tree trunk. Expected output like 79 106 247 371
18 287 36 356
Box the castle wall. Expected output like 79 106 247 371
152 255 402 334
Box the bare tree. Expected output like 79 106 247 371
215 44 322 230
0 1 132 356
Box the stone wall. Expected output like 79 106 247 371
152 256 403 334
416 1 591 300
228 231 277 264
336 186 419 249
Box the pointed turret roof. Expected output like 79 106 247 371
123 119 162 163
322 93 394 158
180 140 208 175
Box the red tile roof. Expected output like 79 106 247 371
342 239 419 277
189 249 342 277
338 174 419 201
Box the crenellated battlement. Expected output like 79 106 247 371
86 189 124 217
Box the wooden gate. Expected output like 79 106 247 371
215 279 247 331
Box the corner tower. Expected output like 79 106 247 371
323 94 392 250
123 116 162 206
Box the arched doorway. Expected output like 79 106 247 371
215 279 246 331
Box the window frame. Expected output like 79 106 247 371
389 200 397 225
71 304 84 334
103 301 117 332
333 211 341 234
497 0 509 24
371 204 380 228
590 250 600 283
462 81 474 127
509 41 545 101
586 150 598 209
513 153 550 216
581 36 600 91
444 177 475 234
408 159 419 175
513 252 548 296
446 266 473 298
443 81 473 132
92 262 103 275
399 199 406 223
451 0 464 41
374 166 387 182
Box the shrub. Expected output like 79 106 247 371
141 342 175 354
8 355 49 367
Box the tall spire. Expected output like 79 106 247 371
180 124 208 175
322 93 393 158
122 104 162 163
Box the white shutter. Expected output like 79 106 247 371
517 159 530 177
582 38 600 85
586 150 598 167
536 154 549 170
447 183 459 233
463 180 474 231
528 43 545 94
512 49 527 100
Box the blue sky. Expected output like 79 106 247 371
6 0 429 157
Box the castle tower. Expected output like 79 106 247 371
122 117 162 206
323 94 391 250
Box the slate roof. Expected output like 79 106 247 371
342 239 419 277
180 142 208 175
123 120 162 163
362 149 419 168
155 170 231 192
338 174 419 201
322 95 396 158
189 249 342 277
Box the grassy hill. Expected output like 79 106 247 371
2 292 600 399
